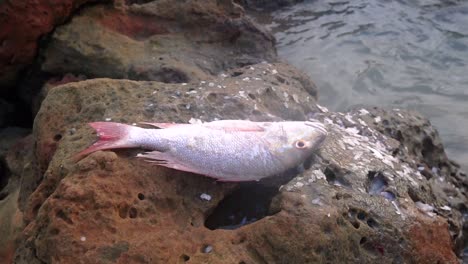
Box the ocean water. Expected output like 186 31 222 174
253 0 468 170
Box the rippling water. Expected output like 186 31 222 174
253 0 468 169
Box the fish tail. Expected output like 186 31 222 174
75 122 137 159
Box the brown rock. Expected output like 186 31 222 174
10 64 465 262
41 0 276 84
0 0 98 88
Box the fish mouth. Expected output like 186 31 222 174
305 121 328 136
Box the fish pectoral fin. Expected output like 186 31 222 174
136 151 208 176
204 120 265 132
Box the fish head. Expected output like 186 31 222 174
269 121 328 166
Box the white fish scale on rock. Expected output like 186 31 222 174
77 120 327 181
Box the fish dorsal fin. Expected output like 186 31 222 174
139 120 265 132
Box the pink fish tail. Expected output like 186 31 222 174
75 122 136 159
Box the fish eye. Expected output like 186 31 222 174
295 140 306 149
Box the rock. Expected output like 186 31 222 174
0 187 23 264
353 107 467 206
0 130 30 264
11 62 466 262
0 99 14 127
0 0 98 88
41 0 276 84
350 107 468 254
14 62 318 263
0 127 31 159
0 128 31 209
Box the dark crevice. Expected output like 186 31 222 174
204 183 278 230
180 254 190 262
0 160 9 196
367 171 396 201
231 71 243 77
7 1 112 129
323 165 352 188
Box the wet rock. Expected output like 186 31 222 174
353 107 467 207
11 65 466 263
41 0 276 83
14 62 317 263
0 0 98 88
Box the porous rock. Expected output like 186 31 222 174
14 62 319 263
41 0 276 84
11 62 467 263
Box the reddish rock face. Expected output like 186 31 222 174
0 0 96 88
407 219 458 263
96 9 170 40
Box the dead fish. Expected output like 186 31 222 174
77 120 327 181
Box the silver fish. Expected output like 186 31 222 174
77 120 327 181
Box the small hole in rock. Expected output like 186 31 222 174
205 183 278 230
357 211 366 220
180 254 190 262
248 93 256 100
407 187 421 202
138 193 145 200
231 71 243 77
50 228 60 235
53 134 62 141
324 167 336 184
351 221 360 229
0 161 10 197
367 218 378 228
56 210 73 225
360 237 367 245
119 204 129 218
324 166 352 187
276 75 286 83
348 208 357 218
129 207 138 218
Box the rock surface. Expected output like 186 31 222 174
41 0 276 84
0 0 97 88
10 64 466 263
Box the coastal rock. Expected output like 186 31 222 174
41 0 276 83
0 132 32 264
0 0 97 88
11 66 466 263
